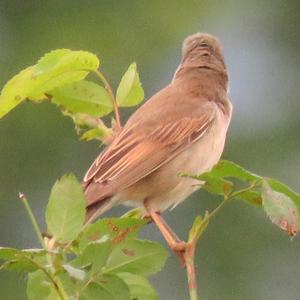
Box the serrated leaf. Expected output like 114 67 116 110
82 275 130 300
80 218 146 251
36 49 72 72
27 270 59 300
0 66 38 117
36 49 99 75
50 80 112 117
183 160 262 204
46 174 85 242
116 63 144 107
199 160 260 184
71 242 111 273
117 272 158 300
0 49 100 118
262 180 300 237
104 239 167 276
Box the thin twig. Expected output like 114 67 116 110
94 69 122 130
201 195 229 226
19 193 45 248
229 180 260 200
19 193 68 300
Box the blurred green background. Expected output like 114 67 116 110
0 0 299 299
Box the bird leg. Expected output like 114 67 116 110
144 200 186 265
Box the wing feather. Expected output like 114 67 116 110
83 113 214 207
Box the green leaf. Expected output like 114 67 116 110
116 63 144 107
80 218 146 251
267 177 300 214
188 215 204 242
234 190 262 205
0 248 46 273
69 113 113 142
1 259 39 273
71 242 111 273
82 275 130 300
0 49 99 118
36 49 72 72
262 180 300 237
0 247 45 261
200 160 261 183
182 160 262 205
57 273 77 298
27 270 59 300
36 49 99 73
104 239 167 276
50 80 113 117
117 272 158 300
62 264 86 281
0 66 38 117
196 173 233 196
0 247 20 260
121 208 143 219
80 127 109 142
70 112 102 128
46 174 86 242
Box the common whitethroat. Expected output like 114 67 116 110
83 33 232 254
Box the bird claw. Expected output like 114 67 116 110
170 241 187 267
170 241 187 252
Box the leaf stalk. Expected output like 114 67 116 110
94 69 122 131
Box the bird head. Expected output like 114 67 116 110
181 33 226 71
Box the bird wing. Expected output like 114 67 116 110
83 112 214 207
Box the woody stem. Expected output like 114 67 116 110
184 243 198 300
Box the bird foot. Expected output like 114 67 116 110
170 241 187 267
170 240 187 252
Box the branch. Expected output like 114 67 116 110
180 181 261 299
184 244 198 300
184 196 229 300
23 256 68 300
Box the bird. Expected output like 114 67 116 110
83 32 232 254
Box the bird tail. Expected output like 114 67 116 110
85 196 119 224
83 178 117 224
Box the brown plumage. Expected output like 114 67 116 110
83 33 232 224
